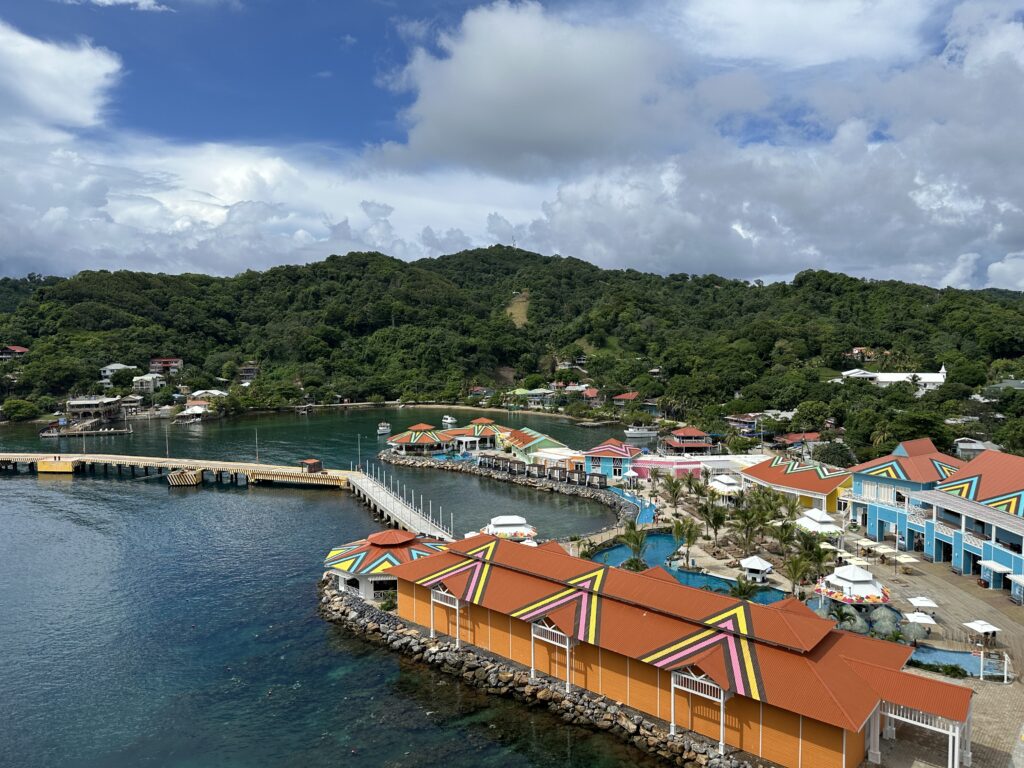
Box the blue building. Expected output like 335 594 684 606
849 439 1024 603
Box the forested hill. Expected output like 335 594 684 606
4 247 1024 455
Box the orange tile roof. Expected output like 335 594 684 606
849 439 963 484
778 432 820 444
584 438 643 459
672 426 709 438
470 417 495 424
741 456 851 495
324 531 448 575
387 536 970 730
407 422 436 431
613 391 640 400
933 449 1024 506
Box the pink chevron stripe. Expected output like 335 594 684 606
518 590 579 621
422 560 475 586
576 591 590 638
463 563 482 601
722 633 746 696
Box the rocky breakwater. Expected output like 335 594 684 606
318 574 761 768
378 453 637 522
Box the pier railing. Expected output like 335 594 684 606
348 465 453 540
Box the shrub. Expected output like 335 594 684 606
2 398 40 421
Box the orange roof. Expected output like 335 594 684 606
850 439 963 484
388 536 971 730
582 387 599 398
741 456 850 495
584 438 643 459
933 449 1024 506
324 531 448 575
778 432 820 444
671 426 708 438
407 422 436 431
470 417 495 424
387 425 453 445
613 391 640 401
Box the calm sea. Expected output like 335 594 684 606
0 408 661 768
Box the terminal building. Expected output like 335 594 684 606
849 439 1024 603
385 535 974 768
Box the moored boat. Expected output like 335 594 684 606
441 414 457 427
624 424 659 438
377 421 391 435
477 515 538 544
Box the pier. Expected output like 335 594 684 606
0 451 451 539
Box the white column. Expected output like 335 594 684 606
670 679 676 736
953 724 961 768
455 602 461 649
719 696 726 755
430 595 436 639
868 708 881 764
530 631 536 681
961 701 973 766
565 645 572 693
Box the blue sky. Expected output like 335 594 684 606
1 0 1023 289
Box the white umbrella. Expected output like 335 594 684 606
909 596 937 608
895 554 919 564
963 620 1001 634
819 542 838 551
874 545 897 555
904 612 936 625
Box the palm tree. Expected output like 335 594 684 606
728 506 760 555
649 467 663 489
661 476 684 514
673 517 701 569
772 519 796 555
781 555 810 595
616 521 648 571
728 575 762 600
871 425 893 449
828 602 849 627
804 543 833 580
709 506 727 546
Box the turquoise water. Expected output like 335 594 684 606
911 645 1006 678
591 534 788 605
0 410 666 768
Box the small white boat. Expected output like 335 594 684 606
377 421 391 435
476 515 538 543
624 424 659 438
442 415 457 427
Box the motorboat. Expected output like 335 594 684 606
476 515 538 543
442 414 457 427
377 421 391 435
624 424 659 438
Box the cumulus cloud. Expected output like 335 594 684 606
2 3 1024 290
61 0 173 10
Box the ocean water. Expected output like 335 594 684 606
0 410 665 768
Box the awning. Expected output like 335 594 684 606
874 545 897 554
818 542 838 551
978 559 1012 574
857 539 877 548
846 557 870 566
963 620 1000 634
1008 574 1024 586
909 596 938 608
904 612 936 625
740 555 772 572
895 554 919 564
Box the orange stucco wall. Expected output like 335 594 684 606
389 581 850 768
802 715 844 768
761 703 801 768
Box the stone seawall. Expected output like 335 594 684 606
377 452 638 525
318 575 763 768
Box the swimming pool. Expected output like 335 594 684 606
590 533 788 605
911 645 1006 678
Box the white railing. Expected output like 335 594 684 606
672 670 725 702
963 531 985 549
881 702 958 735
431 588 459 609
349 470 452 539
532 623 572 648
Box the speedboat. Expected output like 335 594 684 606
377 421 391 435
624 424 659 438
476 515 538 543
442 414 457 427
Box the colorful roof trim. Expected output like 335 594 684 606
741 456 851 495
324 530 447 575
584 438 643 459
849 439 963 484
387 536 972 730
933 450 1024 516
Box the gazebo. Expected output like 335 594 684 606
740 555 773 584
814 564 891 605
794 507 843 536
324 529 448 601
387 423 454 455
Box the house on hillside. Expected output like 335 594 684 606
725 413 762 437
775 432 823 454
132 373 165 394
582 387 601 407
664 426 715 455
149 357 183 376
612 391 639 407
525 388 555 409
66 396 122 422
238 360 260 383
952 437 1002 462
99 362 137 389
831 366 946 394
0 345 28 361
583 438 643 479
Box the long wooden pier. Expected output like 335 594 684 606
0 452 452 540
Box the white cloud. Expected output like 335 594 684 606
987 251 1024 289
670 0 934 69
61 0 172 10
0 20 120 140
378 1 688 175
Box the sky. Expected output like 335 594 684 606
1 0 1024 288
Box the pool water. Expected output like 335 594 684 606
590 534 788 605
911 645 1006 678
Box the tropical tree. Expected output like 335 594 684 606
828 602 849 627
673 517 701 569
661 475 684 514
727 505 761 555
771 519 796 555
728 576 762 600
616 521 648 571
709 506 727 546
780 555 810 595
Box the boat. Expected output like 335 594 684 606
477 515 538 544
377 421 391 435
624 424 659 438
442 414 457 427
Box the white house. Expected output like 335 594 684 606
132 372 166 394
99 363 137 388
831 366 946 394
191 389 229 399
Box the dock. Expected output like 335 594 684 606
0 452 452 540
